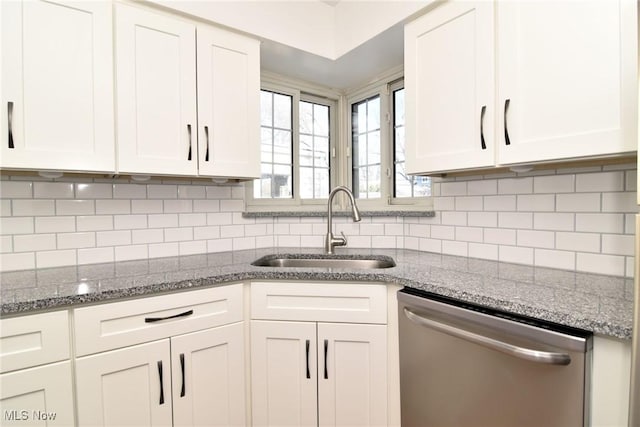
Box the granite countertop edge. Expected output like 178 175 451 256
0 249 633 340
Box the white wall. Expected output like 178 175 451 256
0 164 637 276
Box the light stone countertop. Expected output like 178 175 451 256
0 248 634 339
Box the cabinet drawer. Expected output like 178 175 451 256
74 284 243 356
251 282 387 324
0 311 70 373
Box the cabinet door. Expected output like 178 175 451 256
171 323 246 427
317 323 387 427
197 26 260 179
0 361 74 426
497 0 637 165
0 0 115 172
75 340 172 427
115 4 198 176
251 320 317 427
405 1 494 174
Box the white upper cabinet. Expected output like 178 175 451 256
405 0 637 175
197 26 260 179
115 4 198 176
405 1 494 175
497 0 637 165
0 0 115 172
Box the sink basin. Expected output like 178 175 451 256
251 254 396 269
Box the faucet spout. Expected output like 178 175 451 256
325 186 361 254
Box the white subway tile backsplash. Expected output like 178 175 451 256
179 240 207 255
132 229 164 244
468 212 497 228
625 214 636 235
97 230 132 247
277 235 301 247
77 247 114 265
256 235 275 248
114 215 148 230
206 186 232 199
220 225 244 239
576 253 625 276
372 235 396 248
360 224 385 235
534 249 575 270
626 257 635 278
113 184 147 199
193 200 220 213
178 185 206 199
431 225 454 240
1 252 35 270
498 212 532 229
498 177 532 195
467 179 497 195
95 200 130 215
165 228 194 242
2 217 35 235
245 224 268 237
220 200 244 212
517 195 555 212
440 182 467 196
131 200 163 214
484 195 516 212
0 236 12 253
626 170 637 191
468 243 498 261
576 171 624 192
34 182 74 199
433 197 455 211
12 200 55 216
455 227 483 243
233 237 256 251
556 193 600 212
533 213 574 231
499 245 533 265
115 245 148 262
455 196 483 211
57 232 95 249
385 223 404 236
408 224 429 238
602 192 637 213
442 240 468 257
193 226 220 240
441 211 467 226
348 235 371 248
34 217 73 234
601 234 635 256
0 200 11 216
289 223 313 235
576 213 624 234
75 183 112 199
208 238 233 252
14 234 56 252
178 213 207 227
148 184 177 199
36 249 76 269
57 200 95 215
533 174 575 194
0 181 33 199
148 243 179 259
516 230 554 249
556 232 600 253
419 238 441 253
148 214 178 228
164 200 193 213
77 216 113 232
484 228 517 245
207 212 233 226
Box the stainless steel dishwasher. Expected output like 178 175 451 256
398 288 592 427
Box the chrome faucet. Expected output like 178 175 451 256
325 186 362 254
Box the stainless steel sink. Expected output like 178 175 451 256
251 254 396 269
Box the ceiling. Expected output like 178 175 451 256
260 22 404 90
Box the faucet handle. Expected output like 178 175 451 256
339 231 347 246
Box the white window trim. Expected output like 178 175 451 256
245 70 433 213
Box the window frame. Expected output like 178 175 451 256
245 75 339 212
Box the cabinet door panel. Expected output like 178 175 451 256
172 323 246 427
116 4 197 176
497 0 637 164
405 1 494 174
251 320 317 427
0 361 75 426
197 26 260 178
318 323 387 427
0 0 114 172
75 339 172 427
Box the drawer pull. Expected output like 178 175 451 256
157 361 165 405
305 339 310 379
180 353 186 397
504 99 511 146
8 102 14 149
323 339 328 379
144 309 194 323
480 105 487 150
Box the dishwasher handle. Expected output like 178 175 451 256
403 307 571 366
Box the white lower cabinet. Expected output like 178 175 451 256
250 281 389 427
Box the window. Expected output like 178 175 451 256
247 73 431 212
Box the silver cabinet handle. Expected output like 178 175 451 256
204 125 210 162
8 102 14 149
480 105 487 150
504 99 511 145
403 307 571 365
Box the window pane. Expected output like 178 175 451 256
299 99 331 199
256 90 293 199
352 96 381 199
395 162 412 198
